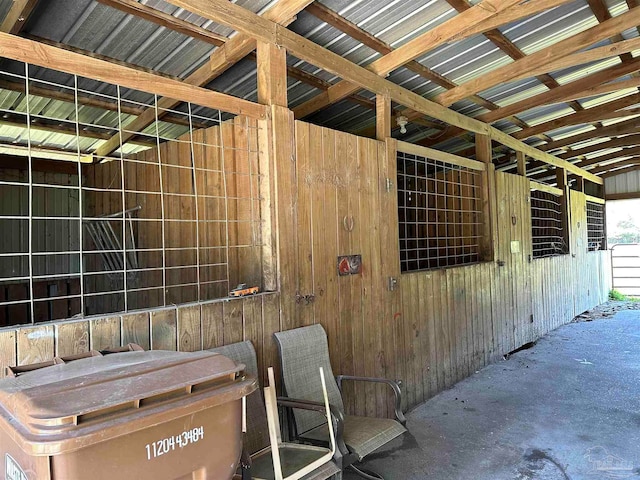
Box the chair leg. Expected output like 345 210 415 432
348 464 384 480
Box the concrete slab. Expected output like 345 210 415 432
345 310 640 479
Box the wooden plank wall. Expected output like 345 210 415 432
0 121 611 417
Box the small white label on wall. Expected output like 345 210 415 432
510 241 521 254
6 454 27 480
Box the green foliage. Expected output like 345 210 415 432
609 217 640 245
609 289 627 301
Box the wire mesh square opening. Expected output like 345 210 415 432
530 190 568 258
0 61 268 326
586 201 605 251
397 150 483 272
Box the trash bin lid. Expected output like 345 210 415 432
0 350 257 455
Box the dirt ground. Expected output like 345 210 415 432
572 299 640 322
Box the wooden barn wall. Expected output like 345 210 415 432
0 120 610 416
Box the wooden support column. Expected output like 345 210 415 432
556 167 571 253
256 41 289 293
257 41 288 107
270 105 297 329
516 151 526 176
476 134 495 261
376 94 392 140
574 176 585 192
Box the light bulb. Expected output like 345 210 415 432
396 115 408 135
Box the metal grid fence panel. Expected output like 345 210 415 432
397 150 483 272
586 201 605 251
0 62 265 326
530 190 567 258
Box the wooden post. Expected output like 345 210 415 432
257 41 288 107
476 134 495 261
256 41 289 293
376 94 392 140
574 175 584 192
516 150 526 177
556 167 571 254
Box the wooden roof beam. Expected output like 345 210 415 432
0 32 266 117
307 1 531 135
540 116 640 152
435 6 640 106
589 157 640 174
603 163 640 178
0 0 39 34
445 0 585 121
528 146 640 180
96 0 227 46
423 56 640 147
94 0 313 157
559 134 640 160
292 0 575 119
163 0 602 184
514 93 640 141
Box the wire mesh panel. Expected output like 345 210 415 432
586 201 605 251
0 61 266 326
397 150 483 272
530 190 567 258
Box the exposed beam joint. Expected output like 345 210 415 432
257 42 288 107
162 0 602 184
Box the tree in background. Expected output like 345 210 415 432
608 217 640 245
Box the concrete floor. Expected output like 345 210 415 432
345 310 640 480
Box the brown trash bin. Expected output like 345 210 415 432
0 349 257 480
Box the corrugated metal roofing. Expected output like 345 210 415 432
0 0 636 165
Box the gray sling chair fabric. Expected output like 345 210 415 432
273 325 407 468
209 341 340 480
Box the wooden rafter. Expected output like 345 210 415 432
97 0 373 113
306 1 529 135
95 0 227 46
435 7 640 107
602 163 640 178
424 57 640 147
514 93 640 141
162 0 602 184
528 146 640 180
95 0 313 156
589 157 640 174
0 32 266 118
559 134 640 160
482 59 640 123
444 0 586 139
540 116 640 152
292 0 575 120
0 0 39 34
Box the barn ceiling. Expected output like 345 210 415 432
0 0 640 179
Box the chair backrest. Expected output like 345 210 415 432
208 341 269 455
273 324 344 435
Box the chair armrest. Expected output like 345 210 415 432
276 397 349 456
335 375 406 426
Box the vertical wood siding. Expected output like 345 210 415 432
0 121 611 416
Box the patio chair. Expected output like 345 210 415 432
274 325 407 480
209 341 340 480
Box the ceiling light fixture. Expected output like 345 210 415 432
396 115 408 134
